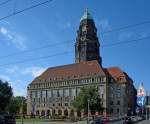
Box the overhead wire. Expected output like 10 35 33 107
0 34 150 60
0 0 149 36
0 0 53 21
0 0 149 66
0 0 12 6
101 20 150 34
0 40 74 59
0 0 149 35
102 35 150 47
0 35 150 67
0 51 73 67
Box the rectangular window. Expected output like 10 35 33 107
98 86 104 95
117 101 120 105
65 103 68 106
111 101 113 105
77 88 81 95
117 108 120 112
111 108 113 113
117 92 121 98
101 94 104 99
31 91 36 98
117 85 121 90
37 91 41 98
58 89 63 97
64 89 69 97
47 90 52 98
53 90 57 97
42 91 46 98
70 88 76 97
110 93 114 98
110 86 114 91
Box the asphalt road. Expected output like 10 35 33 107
136 120 150 124
16 120 123 124
16 120 150 124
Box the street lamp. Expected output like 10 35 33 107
87 99 90 124
21 97 24 124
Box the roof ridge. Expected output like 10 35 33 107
31 60 105 83
46 60 99 70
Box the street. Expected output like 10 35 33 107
136 120 150 124
16 120 123 124
16 120 150 124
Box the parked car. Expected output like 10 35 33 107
88 116 103 124
0 112 16 124
123 116 133 124
130 116 137 122
101 117 109 123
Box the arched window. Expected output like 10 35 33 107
41 110 45 116
36 110 39 115
70 109 74 117
58 109 62 115
64 109 68 116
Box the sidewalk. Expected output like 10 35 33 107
136 120 150 124
73 121 86 124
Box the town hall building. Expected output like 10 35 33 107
27 9 136 117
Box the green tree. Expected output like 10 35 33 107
7 96 27 114
0 80 13 111
72 86 103 114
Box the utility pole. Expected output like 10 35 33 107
21 97 24 124
87 99 90 124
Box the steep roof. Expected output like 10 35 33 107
104 67 132 83
104 67 125 77
32 60 105 83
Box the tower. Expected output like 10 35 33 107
75 9 102 66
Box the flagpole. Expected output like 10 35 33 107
146 91 148 120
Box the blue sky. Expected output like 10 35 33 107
0 0 150 96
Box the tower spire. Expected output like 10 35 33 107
75 10 102 66
80 8 93 22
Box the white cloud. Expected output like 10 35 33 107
13 84 27 96
6 65 19 74
22 66 46 78
63 22 71 29
0 74 11 82
0 73 27 96
6 65 46 79
0 26 26 50
13 89 27 97
1 27 8 35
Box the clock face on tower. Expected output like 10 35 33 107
82 26 86 32
81 37 86 41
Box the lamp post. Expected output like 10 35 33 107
87 99 90 124
21 97 24 124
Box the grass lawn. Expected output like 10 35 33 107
16 118 50 122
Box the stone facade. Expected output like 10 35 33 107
27 61 107 116
105 68 137 115
27 9 136 117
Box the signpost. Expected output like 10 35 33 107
136 83 147 118
136 107 139 113
137 96 147 107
